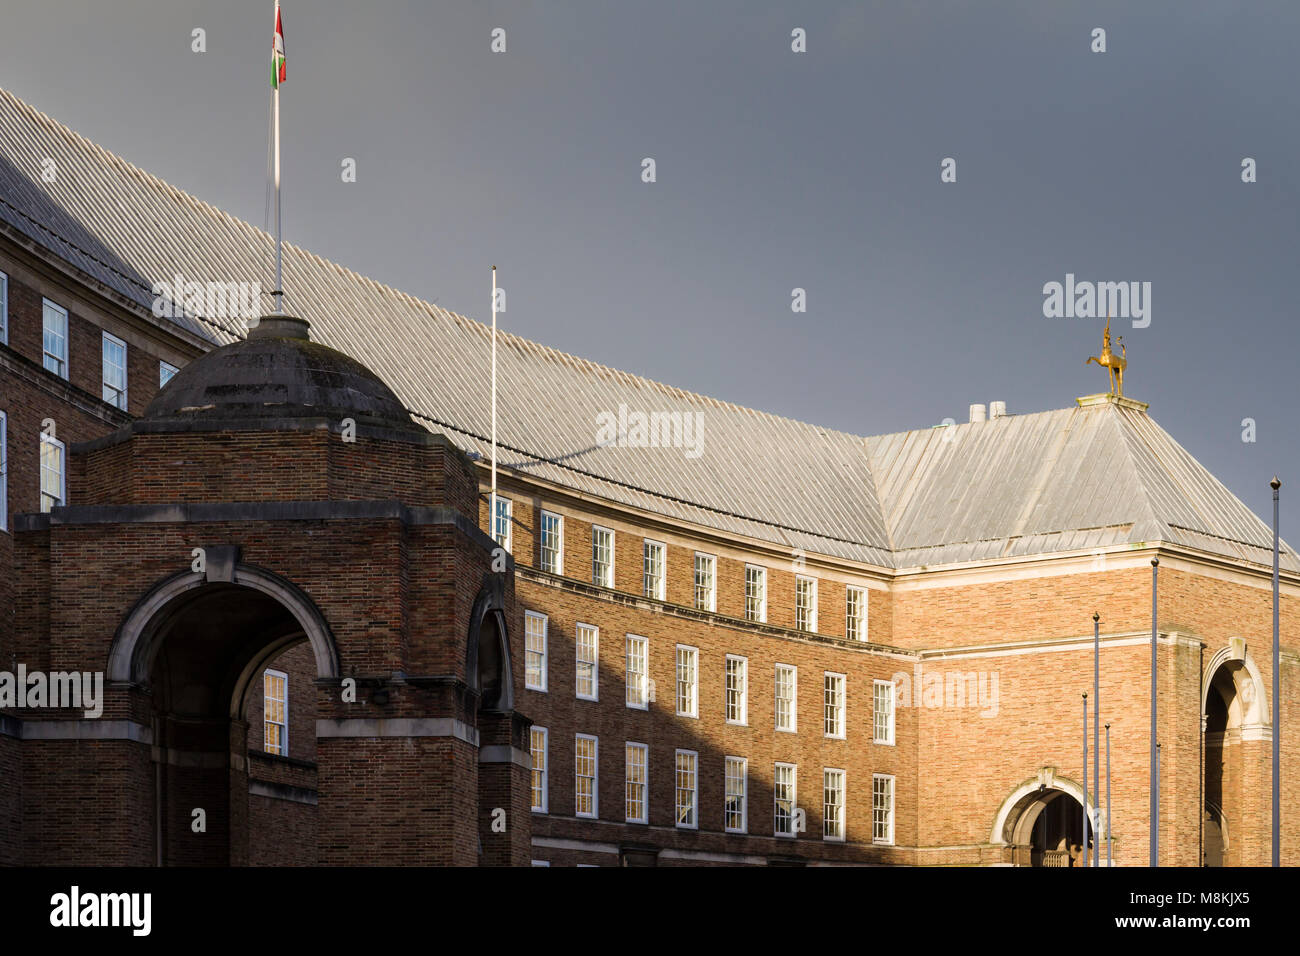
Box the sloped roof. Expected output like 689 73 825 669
0 86 1293 573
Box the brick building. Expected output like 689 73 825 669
1 87 1296 866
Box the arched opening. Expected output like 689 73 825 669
1022 791 1092 867
112 568 337 866
991 774 1097 867
1202 649 1267 867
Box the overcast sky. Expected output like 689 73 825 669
2 0 1296 534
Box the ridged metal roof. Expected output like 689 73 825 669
0 87 1293 573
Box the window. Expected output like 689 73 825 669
724 756 747 833
42 299 68 379
591 525 614 588
674 749 698 828
625 742 648 823
675 645 698 717
491 493 511 550
774 664 797 733
873 679 896 745
873 774 895 844
102 331 127 410
724 655 747 725
539 510 563 574
263 669 287 756
159 360 178 388
530 727 548 812
774 763 797 837
39 433 65 513
795 576 818 632
823 769 846 842
0 411 7 532
744 565 766 622
575 735 598 818
625 634 649 709
846 586 868 641
642 539 665 600
693 552 716 612
575 623 599 701
524 611 548 691
824 672 846 739
0 270 8 345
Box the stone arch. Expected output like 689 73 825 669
108 564 339 688
1202 640 1270 737
466 574 513 712
990 768 1099 846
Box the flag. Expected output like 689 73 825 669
272 4 286 89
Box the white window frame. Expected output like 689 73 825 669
0 410 7 533
530 726 548 813
625 741 648 824
625 633 649 710
524 610 548 692
0 270 8 345
39 432 66 513
642 538 666 601
724 756 748 834
774 663 797 734
263 668 288 756
824 671 846 740
823 768 846 842
591 524 615 588
744 564 767 622
159 360 179 388
674 749 698 829
693 551 716 612
846 585 868 641
675 644 698 718
575 622 599 701
101 330 127 410
490 493 512 551
873 773 895 845
873 678 896 746
724 654 748 725
774 762 797 838
42 299 68 379
575 734 599 819
539 510 563 574
795 575 818 633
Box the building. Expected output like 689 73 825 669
0 86 1296 866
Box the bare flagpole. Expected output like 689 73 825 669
272 0 285 314
1272 476 1281 867
491 266 498 526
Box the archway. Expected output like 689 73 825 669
991 772 1097 867
1202 643 1269 867
111 566 338 866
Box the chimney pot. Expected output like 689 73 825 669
990 401 1007 419
969 403 987 423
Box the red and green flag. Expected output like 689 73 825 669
271 4 286 89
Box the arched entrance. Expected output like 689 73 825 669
1202 643 1269 867
991 771 1097 867
111 566 338 866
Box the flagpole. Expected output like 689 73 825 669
273 0 283 314
491 265 498 524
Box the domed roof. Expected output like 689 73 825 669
143 315 420 432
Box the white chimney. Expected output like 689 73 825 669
989 401 1007 419
969 403 987 423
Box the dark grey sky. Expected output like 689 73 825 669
2 0 1296 533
